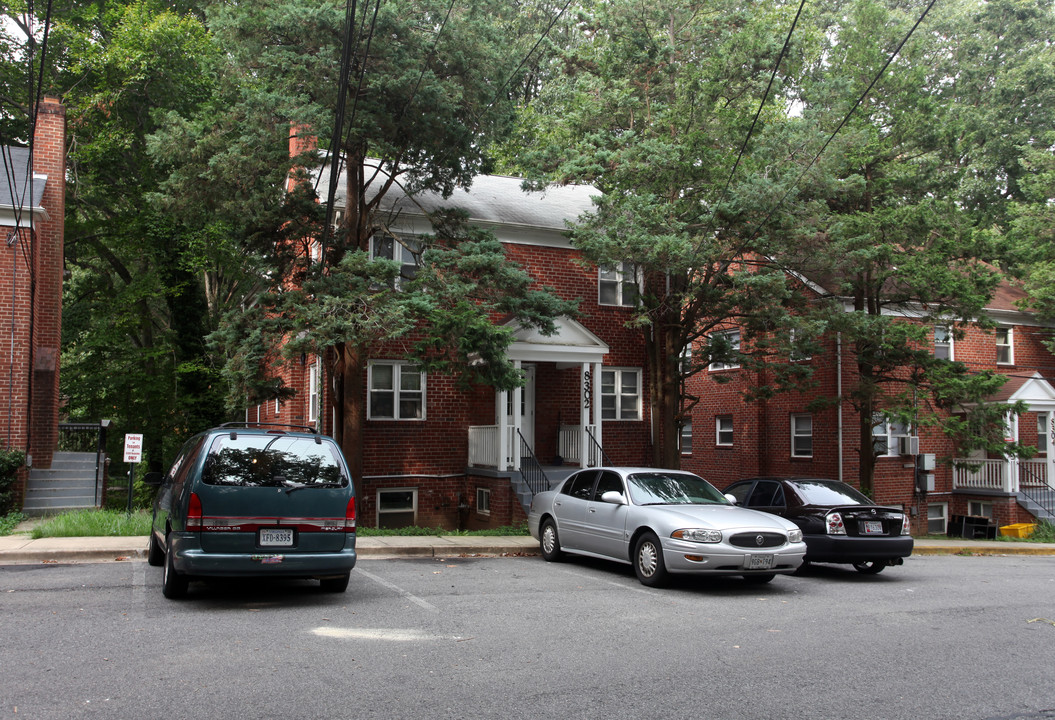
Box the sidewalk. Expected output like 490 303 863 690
0 533 1053 564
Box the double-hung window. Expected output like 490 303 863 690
934 326 953 360
791 414 812 458
371 235 421 289
873 415 911 457
601 368 641 421
680 422 693 455
996 327 1013 365
708 330 741 371
368 362 425 420
308 363 320 423
716 416 734 446
598 262 640 307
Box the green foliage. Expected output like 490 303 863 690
0 448 26 515
0 511 26 536
30 509 153 538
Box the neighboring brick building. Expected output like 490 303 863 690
249 144 653 529
683 279 1055 535
0 97 66 505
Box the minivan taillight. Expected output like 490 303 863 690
345 497 356 532
186 492 203 530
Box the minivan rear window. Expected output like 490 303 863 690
201 434 349 488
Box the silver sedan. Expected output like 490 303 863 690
528 467 807 586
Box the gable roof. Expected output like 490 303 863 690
313 159 597 237
0 145 48 226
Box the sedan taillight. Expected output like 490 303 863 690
825 511 846 535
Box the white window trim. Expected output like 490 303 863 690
708 330 742 371
370 234 422 290
1039 412 1050 454
996 326 1014 365
791 413 813 458
680 422 693 455
598 262 641 307
601 368 642 421
873 416 912 457
476 486 492 516
968 500 994 519
934 325 954 361
927 502 948 534
715 415 734 447
368 361 426 421
377 488 418 526
308 363 320 423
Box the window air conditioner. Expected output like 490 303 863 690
897 436 920 456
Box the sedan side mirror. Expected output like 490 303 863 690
724 493 739 505
600 490 627 505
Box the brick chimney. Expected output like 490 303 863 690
27 96 66 469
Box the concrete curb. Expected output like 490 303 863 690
1 534 1052 565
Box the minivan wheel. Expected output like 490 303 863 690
319 573 350 593
162 540 189 599
147 532 164 567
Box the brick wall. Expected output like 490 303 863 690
1 98 65 506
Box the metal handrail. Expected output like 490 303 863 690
585 426 613 467
1019 482 1055 521
517 430 550 496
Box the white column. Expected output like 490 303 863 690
498 388 509 471
1005 412 1020 493
512 360 523 471
592 361 603 457
580 363 590 468
1048 414 1055 490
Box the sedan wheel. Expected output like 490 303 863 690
633 532 669 587
852 560 886 575
540 519 564 562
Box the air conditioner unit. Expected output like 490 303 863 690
897 436 920 456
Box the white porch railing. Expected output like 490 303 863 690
468 425 517 468
559 425 601 466
952 458 1049 493
469 424 602 469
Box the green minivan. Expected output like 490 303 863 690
146 424 357 599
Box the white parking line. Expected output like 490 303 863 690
311 627 462 641
354 566 439 612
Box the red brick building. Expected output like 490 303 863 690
683 280 1055 535
249 151 654 529
0 97 66 504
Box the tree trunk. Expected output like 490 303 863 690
648 310 683 469
338 343 366 503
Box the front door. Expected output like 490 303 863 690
501 364 536 456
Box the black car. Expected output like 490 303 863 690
723 477 913 574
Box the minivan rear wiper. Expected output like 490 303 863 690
285 482 344 495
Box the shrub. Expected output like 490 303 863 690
0 448 26 515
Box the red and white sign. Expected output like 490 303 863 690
123 433 143 463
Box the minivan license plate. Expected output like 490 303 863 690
259 528 294 547
862 520 883 535
747 554 774 570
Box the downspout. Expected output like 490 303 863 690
837 332 844 483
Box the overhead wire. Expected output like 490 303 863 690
744 0 940 247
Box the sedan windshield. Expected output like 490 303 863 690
789 479 872 506
627 472 728 506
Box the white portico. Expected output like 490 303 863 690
468 315 609 471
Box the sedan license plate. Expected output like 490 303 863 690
259 528 294 547
861 520 884 535
746 554 774 570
